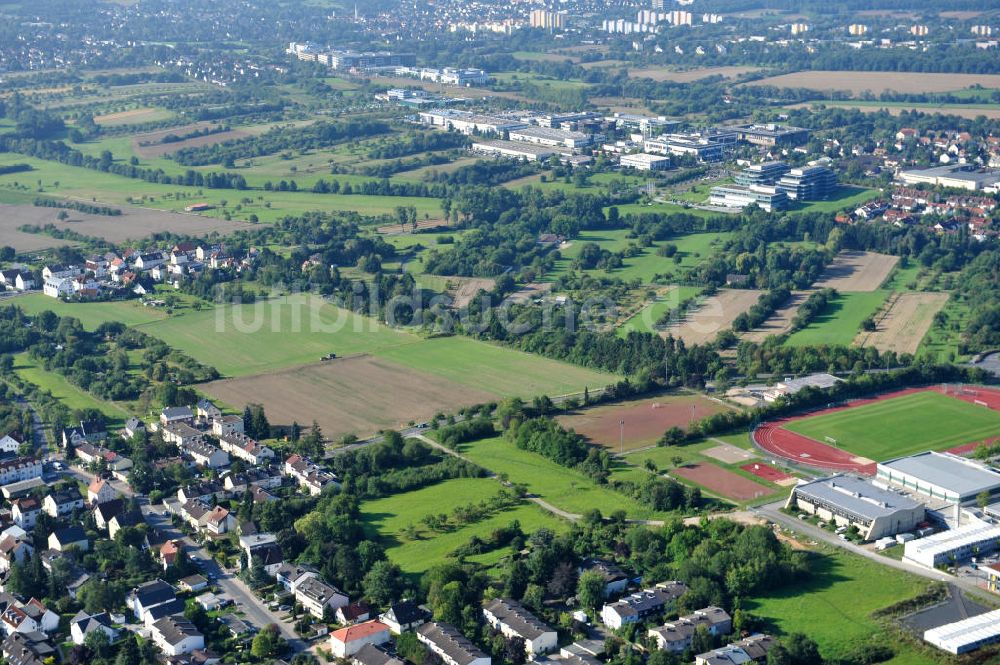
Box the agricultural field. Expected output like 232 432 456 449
628 66 760 83
10 293 167 329
787 100 1000 120
556 391 729 452
202 355 497 441
459 436 661 520
617 286 703 336
741 291 811 343
745 71 1000 95
745 547 941 664
789 186 880 214
783 390 1000 460
0 202 254 246
785 291 889 347
813 251 899 292
661 289 763 345
855 291 950 355
361 477 566 575
93 107 176 127
548 229 733 284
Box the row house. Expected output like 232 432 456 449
0 596 59 637
0 270 33 292
162 422 206 448
482 598 557 655
283 454 339 496
195 400 222 423
211 415 244 437
160 406 195 427
178 482 226 505
74 443 133 476
219 433 274 465
416 622 491 665
600 581 689 630
648 607 733 653
0 459 42 486
222 468 282 493
185 440 230 469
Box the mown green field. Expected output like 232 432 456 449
13 352 130 425
360 477 565 575
783 390 1000 459
788 186 879 214
548 229 732 284
459 436 660 520
375 336 618 398
135 295 420 376
785 291 889 347
745 548 941 665
10 293 167 329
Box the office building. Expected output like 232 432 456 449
776 166 837 200
620 153 671 171
732 123 810 147
709 184 788 212
734 161 790 187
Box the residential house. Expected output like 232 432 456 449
42 488 85 518
42 265 80 280
179 575 209 593
380 599 430 634
74 443 132 475
0 270 33 292
42 277 73 299
202 506 235 536
211 415 244 437
159 540 181 570
294 576 349 619
2 630 56 665
108 510 143 540
330 621 391 659
151 616 204 656
0 434 21 454
0 458 41 486
10 499 40 530
283 454 339 495
647 607 733 653
222 468 282 493
695 635 776 665
416 622 491 665
128 579 177 622
578 558 629 597
134 253 166 271
482 598 557 655
274 563 319 593
600 582 689 630
239 533 283 574
178 482 225 505
48 526 89 552
0 536 32 573
162 422 206 448
160 406 194 427
87 478 118 505
70 611 119 645
124 417 146 439
336 601 372 625
0 598 59 636
185 441 229 469
195 400 222 423
93 498 125 531
351 643 407 665
219 433 274 465
62 421 106 448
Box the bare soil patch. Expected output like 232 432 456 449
503 282 552 305
203 354 497 441
661 289 763 345
132 129 251 159
630 66 759 83
557 392 728 452
854 291 949 355
703 443 757 464
449 277 497 308
376 219 451 235
0 203 252 245
671 463 772 501
814 251 898 292
747 71 1000 96
742 290 811 343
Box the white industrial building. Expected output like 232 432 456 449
876 452 1000 504
418 110 527 136
903 521 1000 568
472 140 557 162
620 153 671 171
508 126 594 149
924 609 1000 654
897 163 1000 192
786 474 925 541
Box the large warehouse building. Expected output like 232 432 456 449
786 474 925 541
903 520 1000 568
924 609 1000 655
876 452 1000 504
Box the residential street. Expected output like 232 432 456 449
140 506 307 652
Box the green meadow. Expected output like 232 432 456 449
785 291 889 347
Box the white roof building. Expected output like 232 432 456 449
924 609 1000 654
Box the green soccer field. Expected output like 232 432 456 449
783 390 1000 460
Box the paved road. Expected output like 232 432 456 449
757 500 991 597
141 506 306 652
59 462 136 498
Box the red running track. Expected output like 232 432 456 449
751 385 1000 475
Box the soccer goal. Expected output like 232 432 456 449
824 436 838 447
